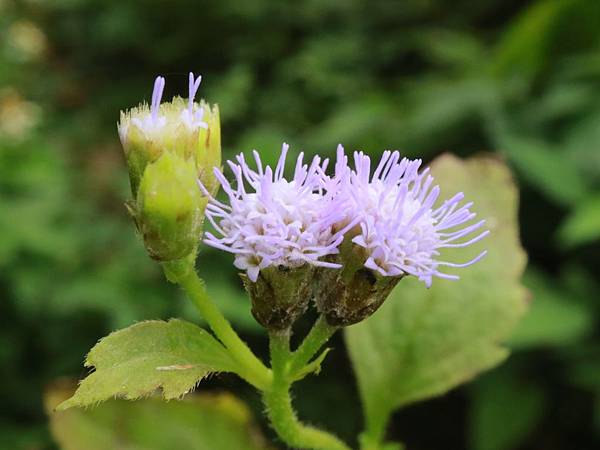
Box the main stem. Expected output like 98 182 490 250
176 266 271 389
264 331 351 450
170 260 348 449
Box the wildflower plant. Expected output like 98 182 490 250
59 73 528 450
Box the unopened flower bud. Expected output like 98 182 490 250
241 265 315 330
133 152 207 261
118 73 221 197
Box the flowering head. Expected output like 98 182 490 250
314 145 489 325
119 73 220 262
203 143 342 328
203 143 488 327
334 146 488 283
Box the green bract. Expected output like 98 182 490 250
315 237 402 326
241 264 316 330
134 153 208 261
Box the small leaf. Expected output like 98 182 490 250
563 111 600 180
58 319 236 409
46 381 271 450
509 269 593 349
557 193 600 248
492 0 571 78
291 348 332 382
418 29 484 68
498 133 588 207
469 367 546 450
402 77 498 153
345 155 528 438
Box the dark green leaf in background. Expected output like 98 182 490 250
509 269 593 349
557 193 600 249
497 134 588 207
47 382 272 450
346 155 528 440
469 366 546 450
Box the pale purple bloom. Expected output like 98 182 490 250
203 144 343 282
180 73 208 130
203 141 488 287
328 145 488 287
151 75 165 122
129 75 167 136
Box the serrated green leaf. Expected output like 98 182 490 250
58 319 236 409
47 382 271 450
345 155 528 440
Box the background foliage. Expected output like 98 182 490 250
1 0 599 449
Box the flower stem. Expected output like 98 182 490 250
174 264 271 389
290 316 338 374
264 330 351 450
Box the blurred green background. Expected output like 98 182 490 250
1 0 600 449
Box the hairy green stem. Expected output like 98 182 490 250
174 264 271 389
290 316 338 375
264 331 351 450
168 260 347 448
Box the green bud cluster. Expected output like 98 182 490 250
118 76 220 262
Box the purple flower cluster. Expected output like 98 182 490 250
204 144 488 285
329 145 488 287
203 144 343 282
